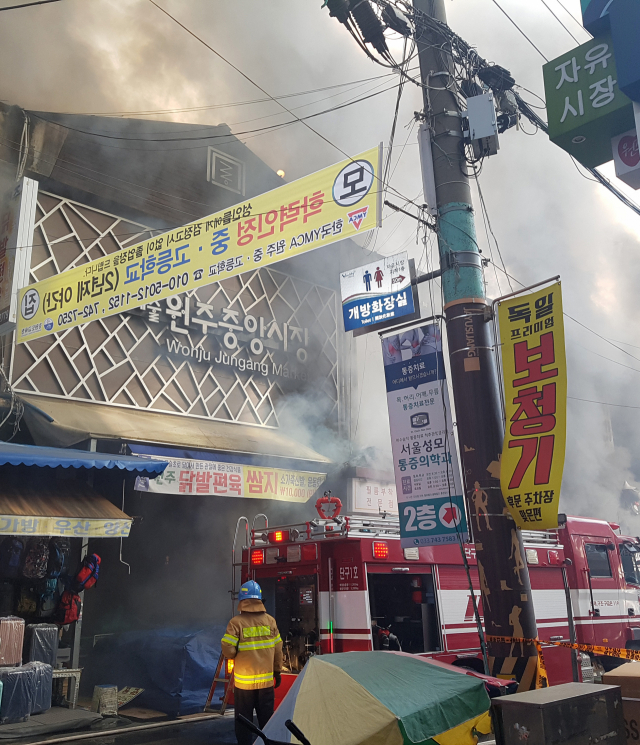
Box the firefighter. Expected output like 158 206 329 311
221 580 283 745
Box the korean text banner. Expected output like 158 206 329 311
382 323 468 548
0 515 131 538
134 455 326 502
16 146 382 344
498 282 567 530
339 251 414 332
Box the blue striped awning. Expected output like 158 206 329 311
0 441 168 474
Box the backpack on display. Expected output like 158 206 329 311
72 554 100 592
54 590 81 626
46 538 70 579
0 538 24 578
17 585 37 615
37 578 58 618
22 538 49 580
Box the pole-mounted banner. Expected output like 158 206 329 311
497 281 567 530
382 322 468 547
16 146 383 344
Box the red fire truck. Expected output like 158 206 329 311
233 509 640 687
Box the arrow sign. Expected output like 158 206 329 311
439 503 463 529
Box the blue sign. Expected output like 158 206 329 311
340 251 414 332
610 0 640 103
399 495 468 546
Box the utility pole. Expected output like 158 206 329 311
414 0 540 689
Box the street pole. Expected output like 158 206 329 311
413 0 541 689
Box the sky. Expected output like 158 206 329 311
1 0 640 528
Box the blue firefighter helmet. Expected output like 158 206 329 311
239 580 262 601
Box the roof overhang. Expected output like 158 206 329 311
19 394 331 465
0 441 167 474
0 479 132 538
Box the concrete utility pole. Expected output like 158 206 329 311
413 0 540 689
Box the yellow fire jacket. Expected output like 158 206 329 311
221 599 283 690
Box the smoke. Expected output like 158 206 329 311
1 0 640 534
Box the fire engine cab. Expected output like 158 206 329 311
235 507 640 686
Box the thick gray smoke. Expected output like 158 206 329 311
1 0 640 534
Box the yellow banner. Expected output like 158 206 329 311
17 147 382 343
0 515 131 538
497 282 567 530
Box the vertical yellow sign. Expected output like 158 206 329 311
498 282 567 530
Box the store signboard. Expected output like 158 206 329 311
351 478 398 516
543 32 634 168
17 146 382 344
135 455 326 502
382 322 467 547
612 127 640 188
0 515 131 538
581 0 614 35
497 282 567 530
339 251 413 332
0 177 37 336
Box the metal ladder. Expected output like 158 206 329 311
204 652 234 714
203 514 269 713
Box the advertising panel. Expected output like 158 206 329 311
497 282 567 530
0 177 37 336
17 147 382 344
134 455 326 502
339 251 413 332
543 33 634 168
382 323 468 547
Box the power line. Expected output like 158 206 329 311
145 0 424 214
52 72 400 118
568 396 640 411
488 0 549 61
31 80 402 145
0 0 66 10
538 0 582 43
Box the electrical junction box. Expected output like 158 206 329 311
492 682 625 745
465 93 499 159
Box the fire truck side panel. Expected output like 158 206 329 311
435 565 482 653
529 566 574 685
319 540 372 653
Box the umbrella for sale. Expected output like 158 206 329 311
262 652 492 745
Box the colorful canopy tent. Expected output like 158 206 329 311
263 652 492 745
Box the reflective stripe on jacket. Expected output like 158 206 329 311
221 601 282 690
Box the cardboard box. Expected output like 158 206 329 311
603 664 640 743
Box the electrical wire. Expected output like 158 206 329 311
53 72 402 118
537 0 582 43
488 0 549 61
0 0 66 10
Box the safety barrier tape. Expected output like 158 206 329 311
486 634 640 689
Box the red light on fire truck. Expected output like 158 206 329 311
269 530 288 543
372 542 389 559
251 549 265 565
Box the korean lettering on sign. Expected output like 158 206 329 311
135 456 326 503
498 282 567 530
543 32 634 168
17 146 382 344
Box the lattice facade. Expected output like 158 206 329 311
10 192 339 429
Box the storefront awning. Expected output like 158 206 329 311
0 441 168 474
19 394 332 465
0 480 132 537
